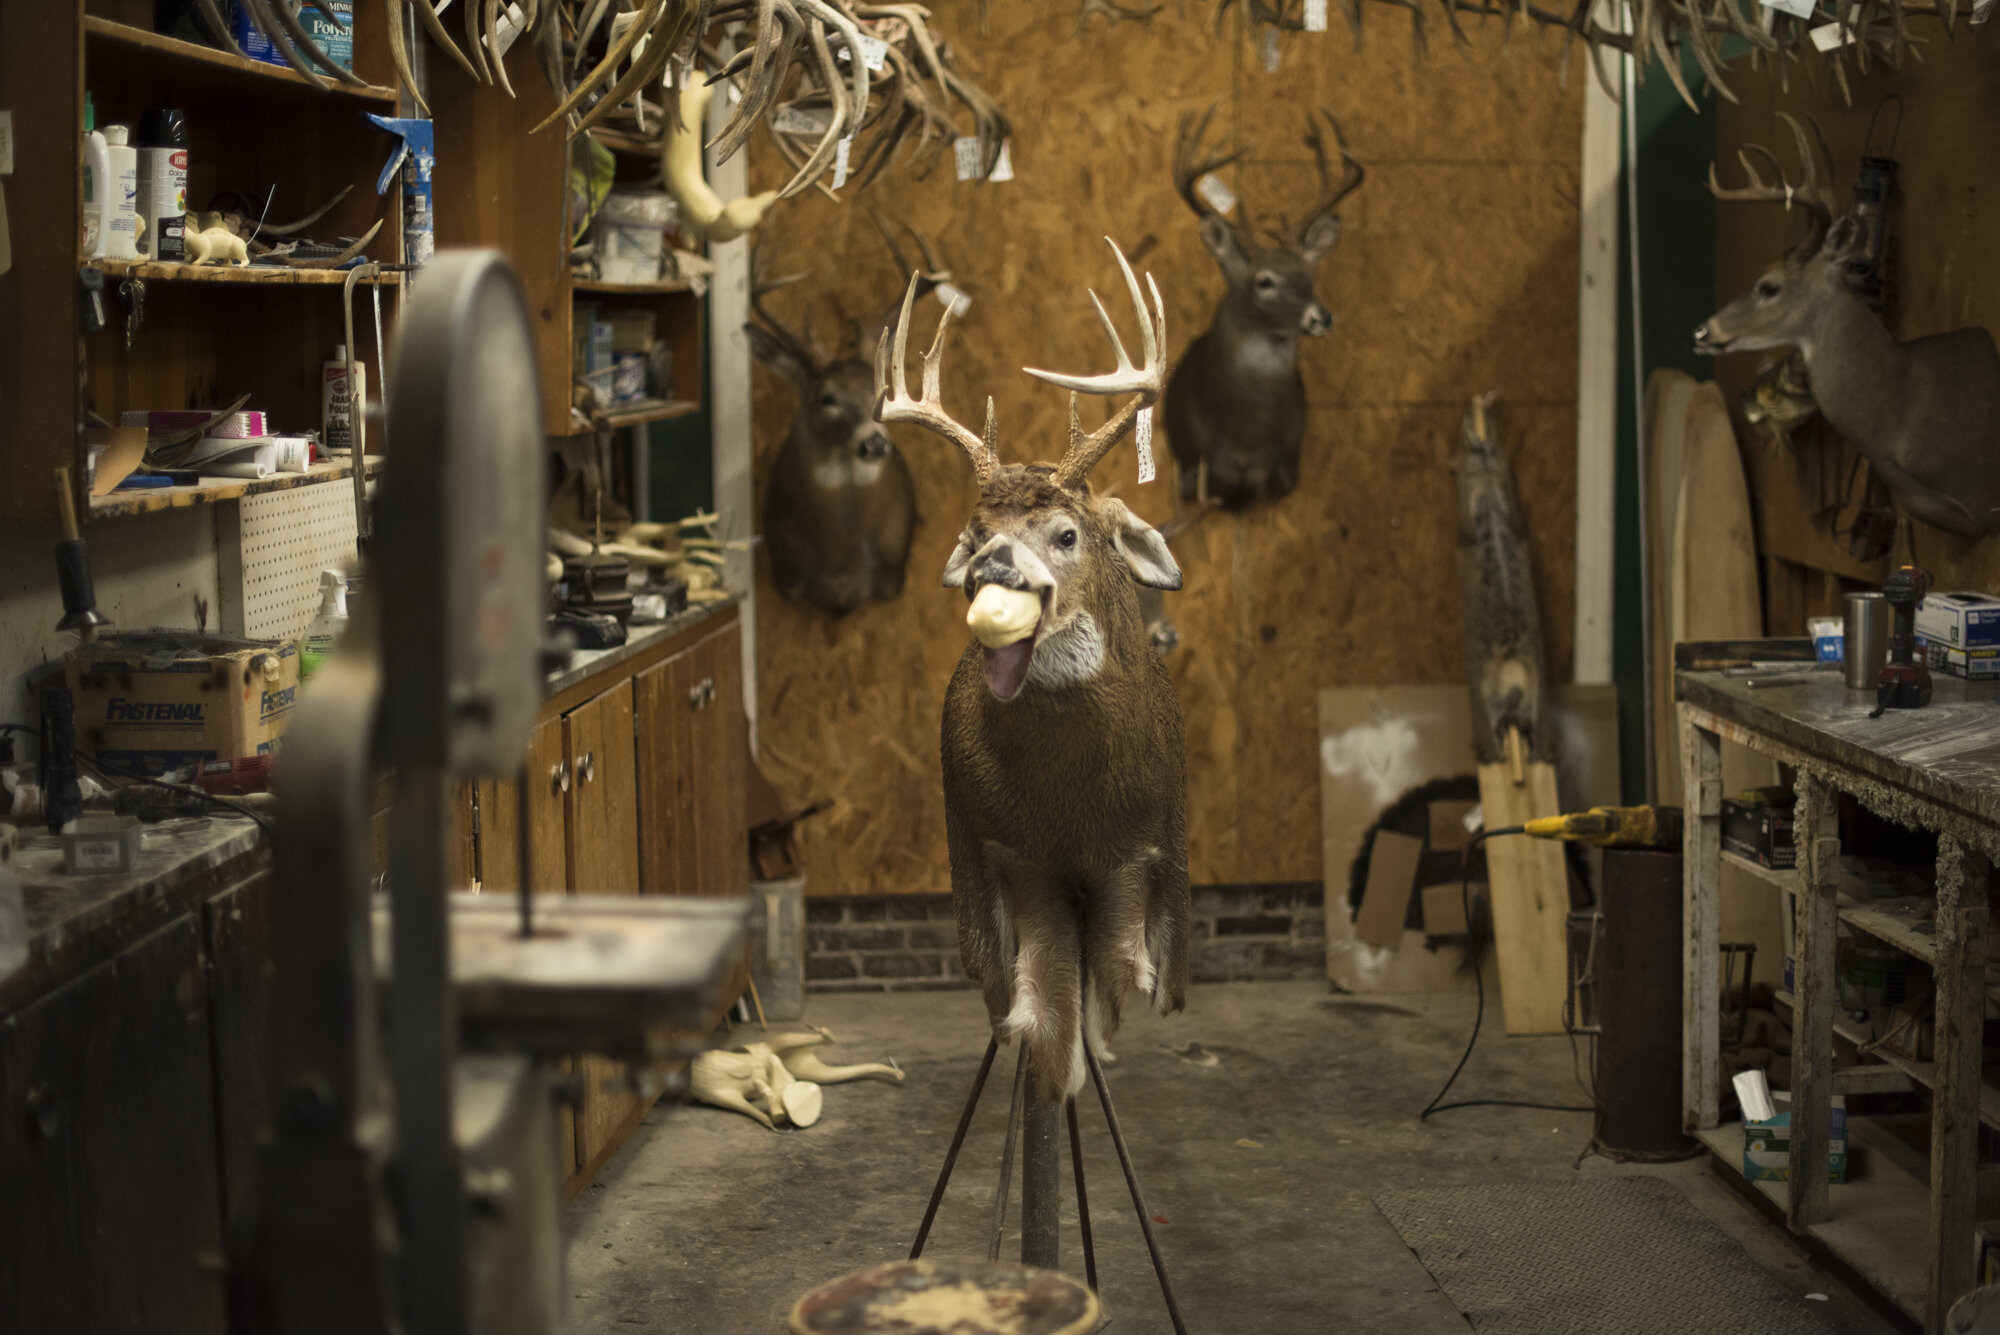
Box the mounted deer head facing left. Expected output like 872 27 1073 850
1163 104 1364 510
1696 114 2000 538
874 240 1190 1106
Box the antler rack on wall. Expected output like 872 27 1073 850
1218 0 1976 108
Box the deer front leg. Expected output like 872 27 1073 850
981 839 1085 1104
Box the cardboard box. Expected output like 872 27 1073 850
1744 1093 1847 1183
68 632 298 776
1916 591 2000 650
1921 640 2000 680
1722 799 1796 869
1354 829 1424 951
1421 881 1488 938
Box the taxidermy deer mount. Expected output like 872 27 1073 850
1696 114 2000 539
874 238 1189 1106
1163 104 1364 510
751 214 959 614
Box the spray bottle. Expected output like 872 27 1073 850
136 108 188 261
300 570 349 683
82 95 108 260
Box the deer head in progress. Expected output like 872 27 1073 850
1696 114 2000 538
751 217 951 614
1163 104 1364 510
874 239 1190 1105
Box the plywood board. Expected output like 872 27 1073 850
1422 881 1486 938
1355 830 1425 951
747 1 1584 899
1477 760 1569 1035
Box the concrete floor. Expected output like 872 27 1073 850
564 981 1902 1335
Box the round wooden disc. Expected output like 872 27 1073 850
788 1258 1099 1335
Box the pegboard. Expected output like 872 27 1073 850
217 483 360 642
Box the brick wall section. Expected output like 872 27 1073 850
803 883 1325 993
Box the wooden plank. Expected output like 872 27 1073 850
1788 773 1839 1231
1680 705 1723 1132
696 625 750 898
81 16 398 101
1354 829 1423 952
88 259 404 286
1928 837 1991 1332
88 458 381 520
1475 760 1569 1035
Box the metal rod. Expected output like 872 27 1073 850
1066 1096 1097 1292
1086 1047 1189 1335
988 1045 1029 1262
909 1035 999 1260
516 764 532 938
1021 1091 1061 1270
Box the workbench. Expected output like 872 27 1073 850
1678 668 2000 1332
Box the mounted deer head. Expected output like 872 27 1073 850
1162 104 1364 509
750 216 950 614
1696 115 2000 538
874 239 1190 1105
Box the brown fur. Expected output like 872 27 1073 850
940 465 1190 1105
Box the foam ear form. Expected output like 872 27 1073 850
967 585 1040 647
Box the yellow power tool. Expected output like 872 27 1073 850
1520 805 1683 848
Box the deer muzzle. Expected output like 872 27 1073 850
1301 303 1334 337
857 429 892 460
1692 319 1731 354
963 538 1054 702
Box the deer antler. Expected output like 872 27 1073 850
1707 112 1835 258
1024 238 1167 491
1295 109 1365 246
1173 102 1252 246
874 273 998 484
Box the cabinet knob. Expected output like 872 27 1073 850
25 1083 58 1140
551 761 570 795
689 676 717 710
578 751 596 784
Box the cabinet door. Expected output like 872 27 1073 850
204 873 275 1239
475 715 568 896
692 627 749 899
565 681 643 1173
0 917 225 1333
635 649 700 895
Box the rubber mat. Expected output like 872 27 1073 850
1373 1177 1839 1335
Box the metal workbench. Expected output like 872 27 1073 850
1678 668 2000 1332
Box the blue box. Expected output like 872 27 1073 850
1744 1093 1847 1183
1808 616 1844 663
229 1 354 76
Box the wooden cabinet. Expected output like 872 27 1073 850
203 872 277 1237
0 917 225 1333
565 680 640 894
637 623 748 899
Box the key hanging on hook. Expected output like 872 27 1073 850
120 277 146 350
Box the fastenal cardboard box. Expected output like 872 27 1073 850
67 632 299 776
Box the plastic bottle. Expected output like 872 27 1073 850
103 125 138 261
82 95 108 260
322 346 364 455
300 570 349 682
136 108 188 261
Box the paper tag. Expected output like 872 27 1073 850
1759 0 1815 18
935 281 971 317
492 2 527 55
1304 0 1330 30
1263 26 1281 71
1195 172 1238 215
1464 804 1484 833
772 105 830 136
836 31 890 70
988 138 1014 183
1808 20 1854 47
0 111 13 176
75 839 122 871
831 136 852 190
954 136 981 181
1135 407 1156 483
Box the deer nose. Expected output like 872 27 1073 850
857 431 891 460
971 544 1029 592
1300 304 1334 337
1692 322 1724 353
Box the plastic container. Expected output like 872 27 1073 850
103 125 139 261
82 95 108 260
136 108 188 261
300 570 349 682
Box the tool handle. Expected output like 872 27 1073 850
54 467 81 541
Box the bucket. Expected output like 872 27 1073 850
750 877 805 1022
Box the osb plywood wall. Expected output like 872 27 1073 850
1711 29 1999 621
746 3 1583 895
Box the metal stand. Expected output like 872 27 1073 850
1021 1097 1062 1269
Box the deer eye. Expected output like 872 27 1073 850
1756 279 1782 298
1058 529 1078 549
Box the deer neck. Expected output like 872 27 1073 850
1797 292 1904 432
1212 299 1301 372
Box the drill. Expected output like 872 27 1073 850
1520 805 1683 849
1873 564 1932 716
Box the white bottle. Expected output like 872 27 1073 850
322 346 365 456
103 126 138 261
82 97 108 260
300 570 349 683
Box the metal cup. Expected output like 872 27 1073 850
1844 591 1891 690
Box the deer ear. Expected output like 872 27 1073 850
942 526 978 588
1299 215 1342 264
1101 499 1182 591
1198 216 1248 278
1823 214 1867 262
745 324 812 396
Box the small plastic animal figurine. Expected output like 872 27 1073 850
185 220 250 266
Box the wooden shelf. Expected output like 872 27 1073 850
89 457 382 520
585 400 702 432
83 17 399 102
572 278 697 296
1774 989 2000 1132
1695 1119 1930 1323
1721 849 1797 892
88 259 401 287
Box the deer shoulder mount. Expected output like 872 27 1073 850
874 238 1190 1106
1696 114 2000 539
1162 105 1364 510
